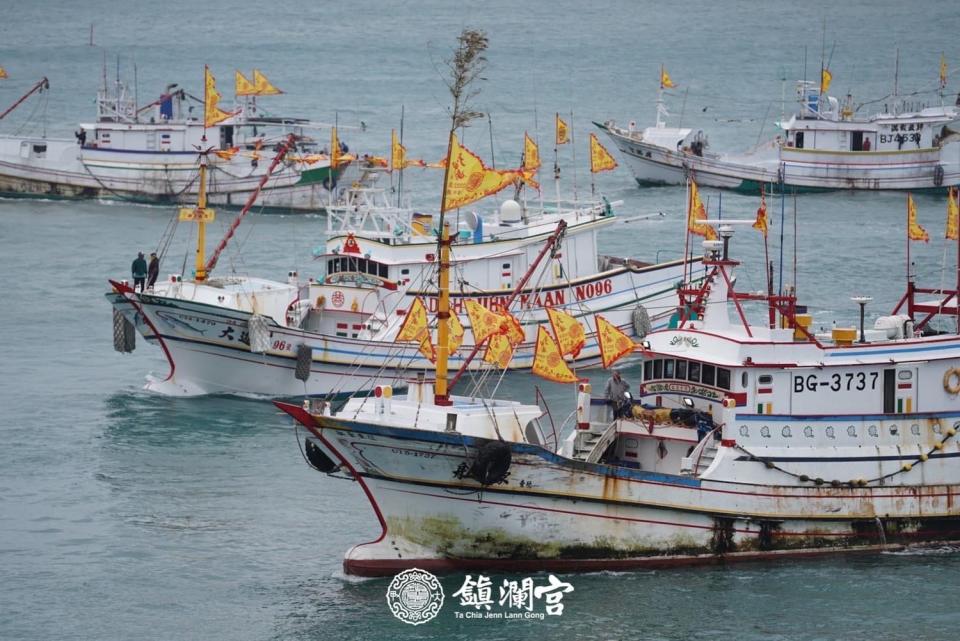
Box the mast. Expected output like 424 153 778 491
192 155 211 282
434 28 488 406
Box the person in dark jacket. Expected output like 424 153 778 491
131 252 148 292
147 252 160 289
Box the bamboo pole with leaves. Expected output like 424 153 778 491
435 28 488 405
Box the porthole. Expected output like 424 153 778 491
898 371 913 380
825 426 835 439
804 426 814 438
910 424 920 436
739 425 749 437
781 426 792 437
847 425 857 437
868 425 879 437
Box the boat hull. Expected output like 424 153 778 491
0 135 348 211
286 408 960 576
598 124 960 193
107 260 684 396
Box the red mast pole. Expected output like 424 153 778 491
448 220 567 392
0 77 49 121
204 133 297 276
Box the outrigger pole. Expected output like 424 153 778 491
203 133 297 277
0 77 49 121
447 220 567 392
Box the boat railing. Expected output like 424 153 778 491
681 426 721 476
584 420 619 464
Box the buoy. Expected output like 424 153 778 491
632 305 652 339
248 314 270 353
295 344 312 381
902 463 913 472
947 427 957 437
942 367 960 394
112 308 136 353
304 439 338 473
458 440 512 486
934 442 944 451
920 453 929 461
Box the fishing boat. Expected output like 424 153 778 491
277 187 960 576
597 72 960 193
0 69 351 211
106 135 691 397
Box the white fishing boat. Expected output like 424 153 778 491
106 144 691 397
277 193 960 576
598 76 960 193
0 71 352 211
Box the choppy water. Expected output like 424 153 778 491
2 1 960 639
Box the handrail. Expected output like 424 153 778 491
690 425 721 474
585 420 618 464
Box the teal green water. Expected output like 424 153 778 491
2 1 960 639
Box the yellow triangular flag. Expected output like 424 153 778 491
660 66 675 89
235 71 256 96
688 180 717 241
204 66 233 129
331 127 342 169
391 129 407 172
820 68 832 94
448 310 464 353
483 333 513 369
418 333 436 363
947 187 959 241
555 114 570 145
589 133 618 173
252 69 282 96
907 194 929 242
0 67 8 80
397 297 430 342
441 133 525 212
940 54 949 90
532 326 578 384
753 189 768 237
524 132 541 172
546 307 585 358
465 301 503 344
596 315 635 369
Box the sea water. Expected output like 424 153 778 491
2 1 960 639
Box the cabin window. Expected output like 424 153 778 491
795 131 804 149
717 368 731 390
701 363 716 386
643 360 652 381
653 359 663 379
851 131 864 151
741 372 749 388
675 359 688 380
898 371 912 380
758 374 773 385
327 257 388 279
688 361 701 383
663 359 675 378
401 268 410 275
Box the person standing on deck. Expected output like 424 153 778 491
146 252 160 290
605 370 631 418
131 252 147 293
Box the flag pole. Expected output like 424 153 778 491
570 109 578 206
554 113 561 213
681 175 692 318
397 105 405 208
